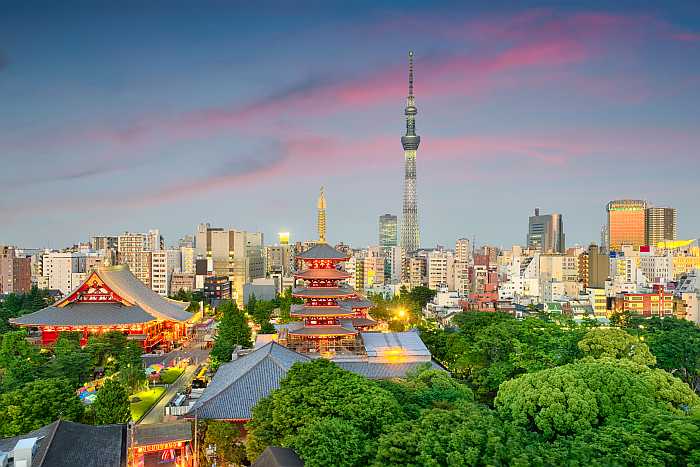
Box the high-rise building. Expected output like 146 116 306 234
607 200 647 251
455 238 471 263
42 251 87 295
91 235 117 251
0 246 31 294
194 223 264 304
117 232 156 288
427 250 454 290
645 207 677 246
400 51 421 253
379 214 398 248
151 249 182 296
527 208 565 253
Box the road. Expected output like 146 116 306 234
138 363 200 424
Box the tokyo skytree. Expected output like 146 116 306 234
400 51 421 252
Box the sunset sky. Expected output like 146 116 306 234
1 1 699 249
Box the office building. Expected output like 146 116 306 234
645 207 677 245
527 208 565 253
379 214 398 248
607 200 647 250
0 246 32 294
195 223 264 304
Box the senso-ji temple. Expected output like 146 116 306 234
12 264 194 350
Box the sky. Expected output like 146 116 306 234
1 1 699 250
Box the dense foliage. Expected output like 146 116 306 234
210 300 252 369
243 312 700 466
0 286 53 334
91 379 131 424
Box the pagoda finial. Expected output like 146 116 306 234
408 50 414 97
317 186 327 243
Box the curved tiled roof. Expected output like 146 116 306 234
186 342 309 420
339 298 373 309
296 243 349 260
11 303 155 326
95 265 193 322
292 286 355 298
293 268 350 280
290 304 355 317
288 325 357 336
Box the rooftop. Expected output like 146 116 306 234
296 243 349 260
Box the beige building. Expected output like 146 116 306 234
427 250 454 290
195 223 264 304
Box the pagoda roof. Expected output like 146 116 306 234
346 317 377 328
54 266 193 323
339 298 373 309
292 286 355 298
288 325 357 337
296 243 349 260
11 303 155 327
185 342 309 421
293 268 350 280
290 304 355 317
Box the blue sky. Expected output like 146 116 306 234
1 1 699 249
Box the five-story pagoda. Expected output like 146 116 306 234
284 188 374 357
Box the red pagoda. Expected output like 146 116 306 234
12 264 194 350
282 188 375 356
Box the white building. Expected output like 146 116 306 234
151 249 182 296
428 250 454 291
42 252 87 295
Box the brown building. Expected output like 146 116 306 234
580 244 609 289
645 207 677 245
607 200 647 251
0 246 32 294
613 286 674 318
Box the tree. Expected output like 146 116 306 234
0 330 47 389
291 418 366 467
495 359 699 440
92 379 131 424
117 341 146 392
48 334 92 385
578 327 656 366
246 360 404 461
0 377 84 437
633 317 700 389
210 301 252 369
201 421 247 466
406 286 436 309
374 402 524 467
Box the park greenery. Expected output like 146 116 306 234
238 310 700 466
368 285 436 331
210 300 253 370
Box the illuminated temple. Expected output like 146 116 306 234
12 264 194 349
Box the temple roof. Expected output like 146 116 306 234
339 298 373 309
186 342 309 421
288 324 357 336
131 421 191 446
296 243 349 260
252 446 304 467
292 286 355 298
0 420 126 467
361 330 433 359
55 265 192 323
335 360 445 379
293 268 350 280
290 304 355 317
346 317 377 328
11 303 156 326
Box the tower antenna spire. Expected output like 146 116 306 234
408 50 414 97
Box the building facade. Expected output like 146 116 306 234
645 207 677 246
607 200 647 251
0 246 32 294
527 208 565 253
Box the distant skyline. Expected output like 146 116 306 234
1 1 699 249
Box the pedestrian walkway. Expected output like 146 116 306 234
138 363 200 425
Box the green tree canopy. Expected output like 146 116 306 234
578 327 656 365
0 377 84 437
47 334 92 385
210 300 252 369
246 360 404 463
201 421 247 467
290 418 366 467
92 379 131 424
0 330 47 390
495 359 699 440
